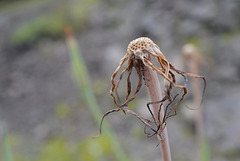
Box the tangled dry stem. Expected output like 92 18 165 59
96 37 206 138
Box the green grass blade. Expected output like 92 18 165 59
65 33 130 161
1 125 13 161
200 139 210 161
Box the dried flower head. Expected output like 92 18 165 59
96 37 206 137
182 44 204 68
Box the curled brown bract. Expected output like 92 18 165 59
95 37 206 138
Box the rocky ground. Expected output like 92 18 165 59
0 0 240 161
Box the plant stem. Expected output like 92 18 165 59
189 57 210 161
189 59 204 141
1 124 13 161
143 65 172 161
182 44 210 161
64 27 130 161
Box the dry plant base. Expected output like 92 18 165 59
96 37 206 139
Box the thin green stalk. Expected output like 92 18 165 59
200 140 210 161
65 30 130 161
1 124 13 161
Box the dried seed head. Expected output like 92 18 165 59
96 37 206 139
182 44 204 66
127 37 154 57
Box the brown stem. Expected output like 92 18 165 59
182 44 210 161
143 65 172 161
182 44 205 142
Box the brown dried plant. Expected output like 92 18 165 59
97 37 206 137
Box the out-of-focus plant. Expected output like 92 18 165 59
182 44 210 161
78 135 113 161
0 0 48 13
38 138 74 161
55 102 70 118
1 124 14 161
64 27 130 161
10 0 97 47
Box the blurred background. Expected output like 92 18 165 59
0 0 240 161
